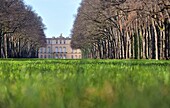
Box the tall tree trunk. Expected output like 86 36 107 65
162 29 165 59
164 18 169 59
134 33 138 59
103 40 107 59
0 24 3 58
7 35 10 58
131 29 135 59
148 25 152 59
115 30 119 59
152 19 158 60
143 28 146 59
126 31 130 59
118 31 122 59
122 29 127 59
110 35 114 59
139 27 143 59
4 34 8 58
0 33 2 58
168 21 170 59
159 23 164 59
107 35 112 59
145 28 149 59
98 41 102 59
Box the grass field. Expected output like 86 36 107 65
0 59 170 108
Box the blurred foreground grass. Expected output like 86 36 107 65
0 59 170 108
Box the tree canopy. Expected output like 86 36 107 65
0 0 46 58
71 0 170 60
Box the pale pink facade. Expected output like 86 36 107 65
38 35 82 59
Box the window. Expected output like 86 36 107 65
60 55 62 59
60 40 62 44
44 48 46 53
40 55 43 58
63 40 66 44
48 47 51 53
39 48 43 53
59 47 62 53
47 40 51 44
56 40 58 44
56 47 58 53
72 49 74 53
48 55 51 58
63 47 66 53
63 55 66 59
56 54 58 59
48 40 51 44
44 55 47 58
78 49 81 53
71 55 74 59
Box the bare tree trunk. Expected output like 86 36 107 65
152 19 158 60
162 29 165 59
4 34 8 58
126 31 130 59
122 29 127 59
143 28 146 59
148 25 152 59
134 20 140 59
110 36 115 59
116 30 119 59
0 33 2 58
139 27 143 59
107 33 114 59
164 18 169 59
102 40 106 59
109 27 115 59
131 29 135 59
168 21 170 59
145 28 149 59
159 25 163 59
118 31 122 59
107 39 109 59
98 41 102 59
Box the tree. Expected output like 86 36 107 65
0 0 46 58
71 0 170 60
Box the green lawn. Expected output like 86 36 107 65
0 59 170 108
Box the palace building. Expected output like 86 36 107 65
38 34 82 59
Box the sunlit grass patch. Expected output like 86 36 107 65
0 59 170 108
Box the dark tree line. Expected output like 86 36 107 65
71 0 170 60
0 0 46 58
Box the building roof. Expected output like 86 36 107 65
46 34 71 40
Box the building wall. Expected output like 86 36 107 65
38 36 82 59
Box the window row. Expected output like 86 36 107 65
40 55 51 58
55 47 66 53
71 55 81 59
55 54 67 59
71 49 81 53
39 55 81 59
39 47 52 53
40 55 66 59
46 40 66 44
39 47 67 53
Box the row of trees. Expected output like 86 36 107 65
0 0 46 58
71 0 170 60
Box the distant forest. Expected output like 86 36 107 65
71 0 170 60
0 0 46 58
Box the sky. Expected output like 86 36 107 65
24 0 82 38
